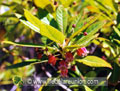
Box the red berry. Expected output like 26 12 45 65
37 53 42 59
54 1 58 5
48 55 56 66
58 60 68 77
72 24 76 28
61 69 68 77
83 32 88 36
65 52 74 63
102 56 107 60
59 60 68 67
77 47 89 57
73 1 76 5
71 65 76 71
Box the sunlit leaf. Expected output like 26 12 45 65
84 85 93 91
76 56 112 68
23 10 65 44
33 0 55 13
68 10 85 34
69 14 100 41
113 26 120 37
56 5 68 34
75 21 105 45
2 41 54 49
58 0 73 8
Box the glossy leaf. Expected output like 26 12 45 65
24 10 65 44
86 0 112 18
113 39 120 46
69 15 100 41
6 59 47 69
75 21 105 45
58 0 73 8
77 33 99 46
102 0 117 12
6 59 37 69
86 21 105 34
33 0 55 13
113 26 120 37
65 34 99 49
76 56 112 68
68 10 84 33
84 85 93 91
56 5 68 34
2 41 54 49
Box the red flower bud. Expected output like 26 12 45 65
83 32 88 36
48 55 56 66
102 56 107 60
77 47 89 57
65 52 74 63
72 24 76 28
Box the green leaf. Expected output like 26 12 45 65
33 0 55 13
113 39 120 46
73 17 92 33
68 10 83 33
86 0 112 19
113 26 120 37
6 60 37 69
20 19 40 33
65 33 98 49
76 56 112 68
84 85 93 91
64 45 83 49
56 5 68 34
46 13 59 29
86 21 105 34
76 21 105 45
23 10 65 44
69 14 100 41
102 41 116 57
6 62 32 69
58 0 73 8
101 0 117 12
6 59 48 69
76 33 99 46
2 41 54 49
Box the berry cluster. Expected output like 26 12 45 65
35 48 44 59
36 47 89 77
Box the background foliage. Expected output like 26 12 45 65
0 0 120 91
